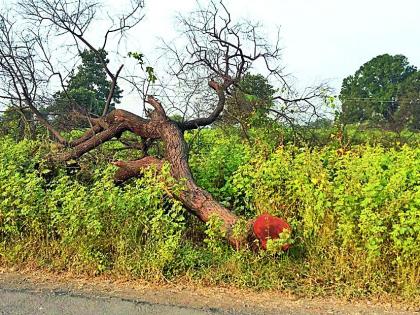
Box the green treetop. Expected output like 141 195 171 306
223 73 276 127
339 54 417 126
50 49 123 126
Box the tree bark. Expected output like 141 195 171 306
112 156 163 184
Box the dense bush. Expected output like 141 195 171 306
0 131 419 300
0 137 187 278
226 143 419 296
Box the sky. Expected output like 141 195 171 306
128 0 420 95
1 0 419 114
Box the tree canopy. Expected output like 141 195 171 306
48 49 123 128
394 71 420 130
222 73 276 128
339 54 417 127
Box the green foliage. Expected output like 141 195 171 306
224 143 419 295
340 54 417 127
394 71 420 130
0 140 186 278
128 51 157 83
222 73 276 129
0 131 419 300
49 49 122 122
265 229 293 255
145 66 157 83
127 51 145 64
239 73 277 102
187 128 250 201
204 215 227 256
0 107 34 140
187 129 419 297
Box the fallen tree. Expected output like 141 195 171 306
0 0 324 249
53 84 291 248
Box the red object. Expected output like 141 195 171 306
253 214 291 250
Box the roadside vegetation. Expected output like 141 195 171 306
1 126 419 300
0 0 419 305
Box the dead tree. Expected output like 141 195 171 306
0 13 68 143
0 0 324 249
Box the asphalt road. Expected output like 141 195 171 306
0 272 417 315
0 286 222 315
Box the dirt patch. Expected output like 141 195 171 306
0 267 418 315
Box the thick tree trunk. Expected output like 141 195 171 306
109 109 245 246
160 119 242 245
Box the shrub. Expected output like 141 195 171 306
0 132 419 299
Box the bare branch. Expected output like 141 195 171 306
162 0 290 130
0 12 67 144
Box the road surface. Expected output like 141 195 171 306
0 271 418 315
0 286 221 315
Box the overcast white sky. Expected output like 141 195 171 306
128 0 420 95
1 0 419 114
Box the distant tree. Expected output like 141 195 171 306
49 49 123 128
307 117 333 129
0 107 34 140
393 71 420 131
222 73 276 128
339 54 417 125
